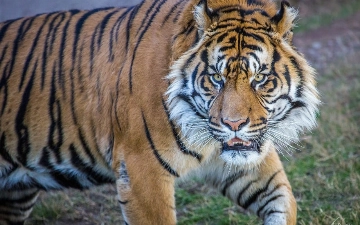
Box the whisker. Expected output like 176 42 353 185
266 129 298 142
263 133 299 158
264 133 298 152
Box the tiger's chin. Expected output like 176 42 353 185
219 139 271 167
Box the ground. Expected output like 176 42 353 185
25 1 360 225
295 10 360 72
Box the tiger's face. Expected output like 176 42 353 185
167 1 319 167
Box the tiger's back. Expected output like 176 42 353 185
1 8 122 191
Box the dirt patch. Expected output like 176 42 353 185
294 11 360 73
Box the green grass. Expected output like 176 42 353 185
28 186 122 225
30 194 68 221
290 60 360 225
175 57 360 224
176 182 261 225
294 0 360 33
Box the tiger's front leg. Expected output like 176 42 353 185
114 150 177 225
201 147 296 225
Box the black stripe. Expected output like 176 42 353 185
162 0 184 26
58 19 70 98
208 120 222 132
78 129 96 164
129 0 168 93
219 45 235 53
242 43 262 52
97 10 118 48
264 209 285 217
118 199 129 205
19 13 53 90
42 13 66 89
1 201 36 212
69 144 115 185
173 2 186 23
109 7 134 62
125 2 144 52
39 147 84 190
0 191 38 205
241 8 270 17
216 33 229 43
268 94 291 105
183 52 197 75
243 30 265 43
8 17 36 84
48 13 66 53
236 178 259 206
177 93 205 119
0 19 19 42
114 71 122 131
58 11 81 97
0 133 18 166
89 23 100 77
50 170 84 190
172 20 195 45
162 100 202 161
271 49 281 72
48 67 64 163
200 49 209 66
15 61 37 165
247 52 261 67
142 113 180 177
214 22 239 31
0 44 8 66
256 194 284 216
113 6 134 42
247 0 265 5
191 63 200 88
283 65 291 93
73 8 113 61
137 0 159 34
291 100 305 110
289 56 304 98
107 9 128 61
77 40 86 93
221 170 246 195
242 170 282 209
0 209 26 217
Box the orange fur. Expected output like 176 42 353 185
0 0 320 224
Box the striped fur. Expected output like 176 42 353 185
0 0 319 224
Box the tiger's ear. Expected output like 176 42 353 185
194 0 218 37
271 1 297 43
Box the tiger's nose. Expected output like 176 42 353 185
222 118 248 131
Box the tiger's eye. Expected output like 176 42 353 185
254 74 264 82
213 74 222 82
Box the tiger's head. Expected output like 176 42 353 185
166 0 320 167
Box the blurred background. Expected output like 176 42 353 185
0 0 359 224
0 0 141 22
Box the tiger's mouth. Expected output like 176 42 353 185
222 137 260 152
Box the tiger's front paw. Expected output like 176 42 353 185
263 213 287 225
264 210 296 225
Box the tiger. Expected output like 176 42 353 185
0 0 320 224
